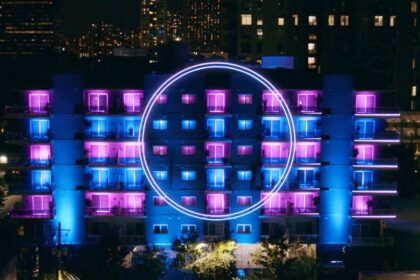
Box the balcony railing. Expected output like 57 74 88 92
8 159 51 168
292 106 322 114
352 183 397 192
354 131 400 141
288 234 319 243
5 132 50 142
9 208 52 219
8 183 51 194
84 131 138 140
85 207 145 217
88 182 144 191
262 157 320 164
206 157 229 165
86 235 145 244
261 207 319 216
351 208 396 216
354 107 400 116
5 106 50 117
351 236 394 247
353 159 398 166
206 208 230 214
85 106 142 115
86 157 141 166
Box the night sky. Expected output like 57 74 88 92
59 0 140 36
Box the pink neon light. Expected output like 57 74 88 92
237 145 253 155
351 215 396 219
85 192 145 215
260 191 319 215
238 94 253 104
206 90 228 113
355 113 400 117
353 164 398 169
181 196 196 206
355 92 376 113
87 90 109 112
206 193 228 214
181 94 196 104
153 145 168 155
352 190 398 195
297 91 320 112
354 144 375 161
28 91 49 113
181 145 196 155
262 90 282 113
85 142 141 162
354 139 400 144
123 91 142 112
30 145 50 161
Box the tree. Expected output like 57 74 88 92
250 238 319 280
132 246 167 280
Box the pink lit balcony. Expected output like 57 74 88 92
354 92 399 117
351 195 396 218
352 144 397 168
206 90 229 114
84 142 141 166
206 193 229 214
295 91 322 114
205 142 230 165
262 90 284 114
85 192 145 217
261 142 289 164
30 144 51 166
9 195 52 219
260 192 319 216
5 90 50 117
123 90 143 113
86 90 109 113
296 142 320 164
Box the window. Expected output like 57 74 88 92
262 117 283 137
125 168 142 188
328 15 334 26
206 193 226 214
354 170 373 189
32 195 52 212
308 34 317 40
257 19 263 25
237 145 253 155
29 119 49 139
297 168 315 187
181 145 196 155
293 14 299 26
88 92 108 112
30 145 51 164
390 15 396 27
297 92 318 112
182 120 196 130
181 224 196 234
156 94 167 104
237 224 251 234
355 119 375 138
355 94 376 113
413 59 416 69
278 17 285 26
153 196 167 206
296 143 318 161
374 16 383 27
237 170 252 181
124 119 140 137
91 194 109 211
307 57 316 69
153 171 168 180
91 168 109 188
263 168 282 188
297 118 318 137
412 86 417 97
262 91 282 113
340 15 349 26
241 14 252 25
124 143 140 163
237 196 252 206
257 29 263 39
411 1 417 13
31 170 51 189
308 16 317 26
153 224 168 234
206 142 226 163
354 145 375 162
181 94 196 104
28 91 49 113
182 171 196 181
90 118 108 137
153 145 168 155
238 94 253 104
152 120 167 130
207 91 226 113
238 120 252 130
123 92 142 113
207 119 225 137
308 43 316 54
181 196 196 206
207 169 225 188
88 143 108 163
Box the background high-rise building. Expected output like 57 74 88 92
0 0 55 55
236 0 419 112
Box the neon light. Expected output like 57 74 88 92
355 113 400 117
352 190 398 194
139 62 297 221
351 215 396 219
353 165 398 169
354 139 400 143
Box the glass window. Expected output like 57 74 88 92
355 94 376 113
181 196 196 206
308 16 317 26
207 91 226 113
124 119 140 137
340 15 349 26
153 224 168 234
237 224 252 234
237 145 253 155
262 117 282 137
91 168 109 188
293 14 299 26
181 224 196 234
181 145 196 155
31 170 51 189
411 1 417 13
374 16 383 26
153 196 167 206
156 94 167 104
262 168 282 188
241 14 252 25
181 171 196 181
297 118 317 137
90 118 108 138
237 171 252 181
88 92 108 112
238 120 252 130
207 119 225 137
257 19 263 25
390 16 396 27
152 120 167 130
237 196 252 206
125 168 142 188
207 169 225 188
153 145 168 155
29 119 50 139
297 168 315 187
355 119 375 138
153 171 168 180
238 94 253 104
123 92 142 113
278 17 285 26
182 120 196 130
28 92 49 113
181 94 196 104
328 15 334 26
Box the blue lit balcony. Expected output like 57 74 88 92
5 132 50 143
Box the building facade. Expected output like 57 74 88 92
0 0 55 55
4 69 399 261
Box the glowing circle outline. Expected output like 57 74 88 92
139 62 296 221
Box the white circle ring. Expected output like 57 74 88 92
139 62 296 221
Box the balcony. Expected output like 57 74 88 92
8 183 51 194
351 236 394 247
352 183 397 194
352 159 398 169
261 207 319 216
8 159 51 169
5 132 50 143
354 107 400 117
292 106 322 115
9 208 52 219
88 182 144 191
85 105 142 115
206 207 230 214
5 106 50 118
354 131 400 143
351 208 396 218
85 207 145 217
86 157 140 166
84 131 139 140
